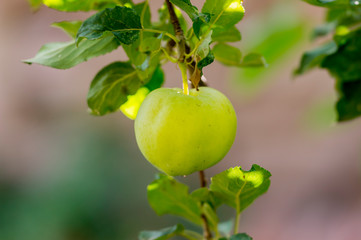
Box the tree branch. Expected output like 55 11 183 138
165 0 186 63
199 170 207 188
165 0 207 88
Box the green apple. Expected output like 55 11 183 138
134 87 237 176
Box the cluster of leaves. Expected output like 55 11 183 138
140 165 270 240
25 0 266 119
296 0 361 121
25 1 272 239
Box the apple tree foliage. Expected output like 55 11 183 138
25 0 271 239
296 0 361 122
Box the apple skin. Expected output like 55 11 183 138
134 87 237 176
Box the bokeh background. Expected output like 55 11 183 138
1 0 361 239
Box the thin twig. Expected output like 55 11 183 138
199 171 212 240
165 0 208 88
199 170 207 188
165 0 186 63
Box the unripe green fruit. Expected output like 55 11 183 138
134 87 237 176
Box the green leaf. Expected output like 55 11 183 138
183 230 203 240
122 33 162 81
295 41 338 75
296 4 361 122
192 13 211 39
190 187 210 202
134 1 152 28
197 51 215 71
138 51 162 81
202 0 245 29
42 0 120 12
76 6 141 45
120 87 149 120
230 233 253 240
139 224 184 240
137 53 162 81
311 22 336 40
87 62 142 116
196 30 213 60
140 36 162 52
302 0 350 8
190 187 222 209
123 38 147 66
314 30 361 122
202 203 219 230
213 43 242 66
210 165 271 214
170 0 199 21
220 233 253 240
321 32 361 82
155 4 188 37
120 66 164 120
23 34 120 69
147 174 202 225
336 80 361 121
212 26 241 42
51 21 82 39
144 66 165 91
240 53 268 67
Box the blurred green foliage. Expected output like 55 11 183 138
234 2 310 96
0 121 176 240
296 0 361 121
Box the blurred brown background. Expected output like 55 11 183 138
1 0 361 239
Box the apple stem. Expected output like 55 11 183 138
179 63 189 95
